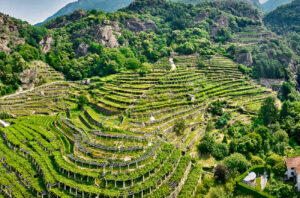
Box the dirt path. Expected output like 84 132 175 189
169 58 176 71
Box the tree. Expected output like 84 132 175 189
198 134 215 154
250 156 264 165
258 97 279 126
78 94 88 109
216 113 231 129
266 153 286 176
208 100 226 116
126 58 140 70
139 62 152 76
197 61 205 69
280 82 293 101
272 130 289 144
265 180 297 198
174 119 186 136
223 153 250 173
214 164 229 182
255 126 270 140
212 143 229 160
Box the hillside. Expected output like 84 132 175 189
264 0 300 34
263 0 300 89
173 0 263 10
36 0 134 26
0 13 65 96
262 0 293 12
37 0 264 26
0 0 300 197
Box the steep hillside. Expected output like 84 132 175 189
263 0 300 89
0 13 62 96
262 0 293 12
173 0 263 10
264 0 300 34
36 0 134 26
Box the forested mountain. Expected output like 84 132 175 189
264 0 300 89
264 0 300 34
173 0 263 10
1 0 298 96
262 0 293 12
37 0 264 26
36 0 133 26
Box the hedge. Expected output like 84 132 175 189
236 165 273 198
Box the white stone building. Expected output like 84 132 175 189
285 156 300 191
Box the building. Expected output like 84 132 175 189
243 172 256 186
285 156 300 191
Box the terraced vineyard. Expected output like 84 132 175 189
0 54 275 197
233 26 277 45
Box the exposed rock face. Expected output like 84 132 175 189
124 18 157 32
70 9 87 21
46 10 87 29
19 68 39 90
76 43 90 57
94 25 121 48
39 35 53 53
211 14 229 36
0 13 25 53
260 78 284 91
236 52 253 66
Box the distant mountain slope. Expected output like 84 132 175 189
36 0 133 26
263 0 300 34
37 0 263 26
262 0 293 12
172 0 263 10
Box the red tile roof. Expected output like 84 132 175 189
286 156 300 169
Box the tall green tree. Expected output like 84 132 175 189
258 97 279 126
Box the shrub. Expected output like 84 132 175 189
78 94 88 109
216 113 231 129
174 119 186 136
238 64 250 75
126 58 140 70
197 61 205 69
198 134 215 154
208 100 227 116
214 163 229 182
212 143 229 160
223 153 250 173
0 112 11 119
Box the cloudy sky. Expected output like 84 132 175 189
0 0 76 24
0 0 268 25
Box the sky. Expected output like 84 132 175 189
0 0 268 25
0 0 76 24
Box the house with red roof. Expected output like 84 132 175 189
285 156 300 191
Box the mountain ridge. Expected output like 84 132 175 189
262 0 293 12
36 0 264 26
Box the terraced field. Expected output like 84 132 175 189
0 54 275 197
233 26 277 45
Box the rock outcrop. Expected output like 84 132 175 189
93 22 121 48
236 51 253 66
39 35 53 53
0 13 25 53
123 18 157 33
76 43 90 57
